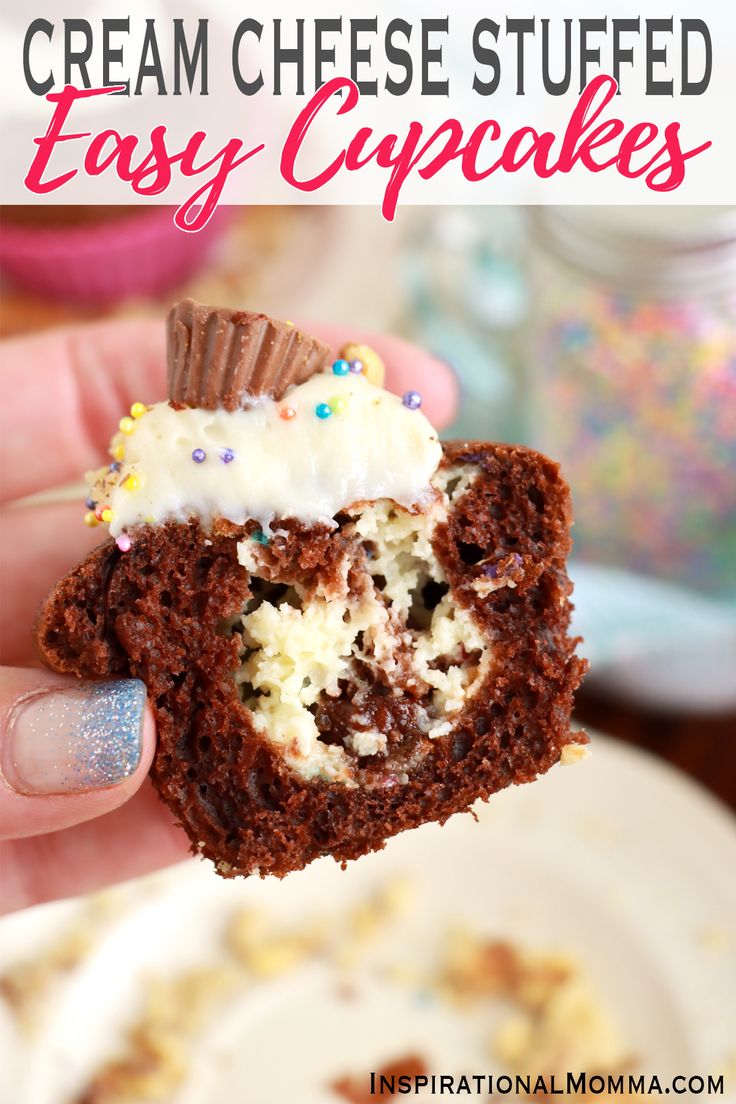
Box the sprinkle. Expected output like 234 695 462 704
116 534 132 552
94 506 106 521
349 359 364 374
332 359 350 376
329 396 348 415
285 319 294 327
402 390 422 410
112 445 125 462
124 472 144 492
315 403 332 420
221 448 236 464
101 508 113 524
279 406 296 421
109 461 122 473
192 448 206 464
342 343 385 388
85 497 96 510
251 529 269 545
483 553 522 579
119 417 135 435
84 511 99 528
130 402 147 420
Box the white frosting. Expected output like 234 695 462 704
91 373 442 539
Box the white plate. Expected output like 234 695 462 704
1 734 735 1104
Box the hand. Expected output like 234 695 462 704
0 316 458 913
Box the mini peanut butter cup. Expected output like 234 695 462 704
167 298 332 409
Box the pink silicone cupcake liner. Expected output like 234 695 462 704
0 206 233 306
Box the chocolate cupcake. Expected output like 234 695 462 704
37 300 587 878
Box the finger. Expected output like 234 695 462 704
0 499 106 666
1 318 166 505
0 668 155 841
1 781 190 914
1 318 458 503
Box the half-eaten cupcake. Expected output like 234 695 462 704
37 299 588 878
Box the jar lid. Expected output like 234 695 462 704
530 206 736 298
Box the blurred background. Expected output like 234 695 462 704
1 204 735 1102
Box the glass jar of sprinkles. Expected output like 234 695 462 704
528 207 736 599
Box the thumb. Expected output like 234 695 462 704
0 668 154 839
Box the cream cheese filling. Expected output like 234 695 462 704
87 372 442 540
233 466 493 785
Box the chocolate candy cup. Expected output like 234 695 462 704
167 298 332 409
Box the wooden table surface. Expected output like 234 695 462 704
575 689 736 811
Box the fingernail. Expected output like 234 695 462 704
2 680 146 795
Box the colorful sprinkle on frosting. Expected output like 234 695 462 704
85 357 442 541
402 390 422 410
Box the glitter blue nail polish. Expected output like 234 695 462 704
69 680 146 788
3 679 146 795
